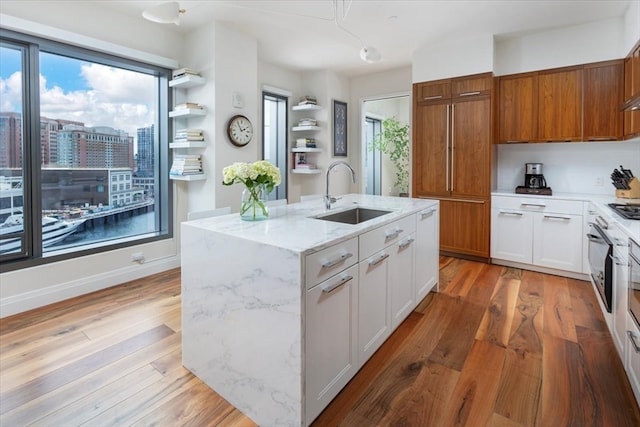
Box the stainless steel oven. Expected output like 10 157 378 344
587 216 613 312
630 239 640 328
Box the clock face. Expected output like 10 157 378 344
227 115 253 146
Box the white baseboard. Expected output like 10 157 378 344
0 256 181 318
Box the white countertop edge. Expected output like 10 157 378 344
182 194 439 255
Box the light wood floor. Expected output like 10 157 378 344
1 257 639 426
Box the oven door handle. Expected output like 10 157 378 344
586 233 604 243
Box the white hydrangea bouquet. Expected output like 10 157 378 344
222 160 281 221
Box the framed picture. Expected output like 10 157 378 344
333 100 347 157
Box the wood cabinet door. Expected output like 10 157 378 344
412 102 449 197
633 44 640 98
451 96 491 198
498 73 538 143
415 79 451 103
584 60 624 141
439 199 489 258
538 67 583 142
451 73 493 97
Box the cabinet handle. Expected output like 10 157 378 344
420 209 435 219
520 203 546 208
608 254 628 267
543 215 571 221
322 275 353 293
451 103 455 192
423 95 443 100
385 229 404 240
595 216 608 230
399 238 415 249
459 91 481 97
499 211 523 216
445 104 450 191
628 331 640 354
321 252 353 269
369 253 389 266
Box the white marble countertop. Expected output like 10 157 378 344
183 194 438 255
492 190 640 243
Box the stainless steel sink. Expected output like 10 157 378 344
313 207 392 225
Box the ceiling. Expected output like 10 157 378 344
100 0 632 77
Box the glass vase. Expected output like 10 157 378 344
240 185 269 221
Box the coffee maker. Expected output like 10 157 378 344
516 163 552 195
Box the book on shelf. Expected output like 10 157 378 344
295 163 316 169
298 95 317 105
297 118 317 126
173 137 205 142
172 68 200 79
175 128 203 135
296 137 316 148
174 129 204 142
174 102 204 110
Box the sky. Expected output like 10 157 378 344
0 46 157 140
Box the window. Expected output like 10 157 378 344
0 29 172 269
262 91 288 201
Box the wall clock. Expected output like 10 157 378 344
227 114 253 147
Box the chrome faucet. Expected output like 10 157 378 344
325 161 356 209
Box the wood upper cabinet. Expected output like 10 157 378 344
451 73 492 97
415 79 451 103
624 43 640 139
583 60 624 141
451 96 491 198
537 66 583 142
498 73 538 143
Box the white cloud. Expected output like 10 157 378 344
1 63 157 139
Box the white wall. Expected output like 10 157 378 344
412 34 494 82
494 18 625 75
625 0 640 54
0 5 184 317
496 139 640 195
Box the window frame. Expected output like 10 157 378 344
0 29 173 272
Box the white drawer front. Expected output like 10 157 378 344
306 237 358 289
492 195 583 215
359 214 416 261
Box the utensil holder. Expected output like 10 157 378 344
616 177 640 198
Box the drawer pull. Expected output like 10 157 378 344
628 331 640 354
420 210 435 219
499 211 523 216
608 254 628 267
520 203 546 208
322 275 353 293
321 252 353 269
369 253 389 267
459 91 481 97
385 229 404 240
543 215 571 221
399 238 415 249
423 95 443 100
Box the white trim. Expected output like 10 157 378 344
0 255 180 318
0 14 179 69
262 85 293 98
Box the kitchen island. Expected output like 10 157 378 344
181 194 439 426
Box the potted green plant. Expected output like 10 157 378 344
370 117 410 196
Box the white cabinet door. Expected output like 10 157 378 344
390 234 416 330
626 313 640 407
358 249 391 366
490 209 533 263
613 249 629 359
305 264 359 423
532 213 583 272
415 207 439 302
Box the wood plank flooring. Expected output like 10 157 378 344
1 257 639 426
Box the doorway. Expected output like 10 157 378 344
361 95 410 197
262 91 288 201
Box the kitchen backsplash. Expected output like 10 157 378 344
496 138 640 195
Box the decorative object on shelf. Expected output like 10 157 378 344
142 1 185 25
170 154 203 177
226 114 254 147
298 95 317 106
222 160 281 221
333 100 347 157
369 117 410 196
